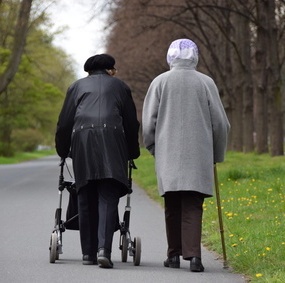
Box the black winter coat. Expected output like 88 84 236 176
55 71 140 194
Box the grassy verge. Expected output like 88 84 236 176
0 149 56 164
133 148 285 282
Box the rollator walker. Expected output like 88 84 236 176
49 159 141 266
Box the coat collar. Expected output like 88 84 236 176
88 70 108 76
169 59 197 70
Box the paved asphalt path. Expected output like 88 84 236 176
0 155 246 283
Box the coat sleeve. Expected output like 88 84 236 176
121 85 140 160
142 80 160 156
207 81 230 163
55 85 76 158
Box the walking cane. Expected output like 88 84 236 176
214 164 228 269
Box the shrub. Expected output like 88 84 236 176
12 128 43 152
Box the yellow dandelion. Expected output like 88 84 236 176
256 273 263 278
265 247 271 251
229 234 234 238
231 243 238 247
239 237 244 242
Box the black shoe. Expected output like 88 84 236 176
190 257 204 272
98 248 113 268
164 255 180 268
82 255 97 265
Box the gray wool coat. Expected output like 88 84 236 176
142 59 230 197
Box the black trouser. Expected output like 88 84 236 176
164 191 205 259
77 179 122 256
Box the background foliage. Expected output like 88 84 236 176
1 0 285 157
0 0 76 156
103 0 285 156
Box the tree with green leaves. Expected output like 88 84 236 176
0 0 76 156
0 0 33 94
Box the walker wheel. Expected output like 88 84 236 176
133 237 141 266
121 234 128 262
49 231 58 263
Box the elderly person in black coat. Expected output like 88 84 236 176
55 54 140 268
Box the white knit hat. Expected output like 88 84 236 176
166 38 199 66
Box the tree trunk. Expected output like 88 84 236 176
0 0 33 94
0 90 14 156
231 8 243 151
266 0 284 156
241 1 254 152
254 0 269 153
219 0 233 150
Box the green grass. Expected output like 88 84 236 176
0 149 56 164
133 149 285 282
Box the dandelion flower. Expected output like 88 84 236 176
265 247 271 251
256 273 263 278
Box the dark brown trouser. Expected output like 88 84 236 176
78 179 122 256
164 191 205 260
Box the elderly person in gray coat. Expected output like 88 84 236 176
142 38 230 272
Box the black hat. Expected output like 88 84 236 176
84 54 115 72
